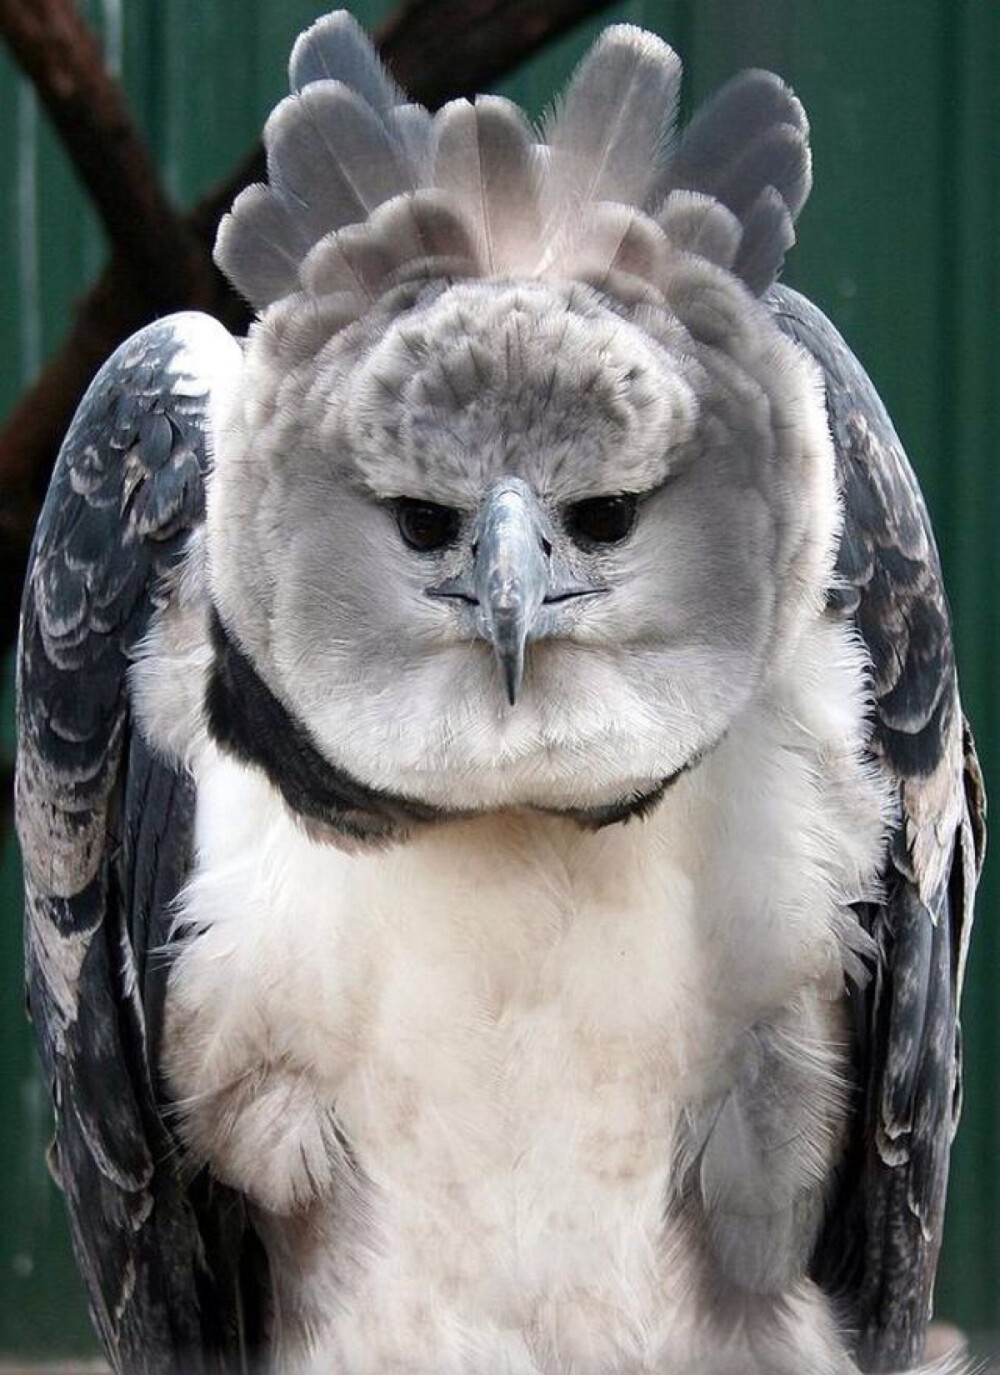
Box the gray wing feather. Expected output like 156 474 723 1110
768 285 985 1371
15 314 266 1374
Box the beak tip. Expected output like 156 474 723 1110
500 656 522 707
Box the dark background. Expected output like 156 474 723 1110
0 0 996 1359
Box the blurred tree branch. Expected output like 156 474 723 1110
0 0 613 652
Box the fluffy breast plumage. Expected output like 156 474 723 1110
161 611 887 1374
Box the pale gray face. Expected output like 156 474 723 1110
208 277 834 813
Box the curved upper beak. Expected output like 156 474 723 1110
427 478 605 706
473 482 550 705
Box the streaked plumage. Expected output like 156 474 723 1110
15 12 983 1374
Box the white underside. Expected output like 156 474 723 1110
161 613 888 1374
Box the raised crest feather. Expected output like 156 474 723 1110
661 68 811 218
300 192 478 299
433 97 541 276
289 9 404 110
658 190 743 272
542 25 682 232
214 184 310 309
265 83 413 245
216 10 814 311
733 187 796 296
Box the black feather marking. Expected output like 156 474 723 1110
205 607 449 842
769 285 982 1371
557 732 725 829
16 314 265 1373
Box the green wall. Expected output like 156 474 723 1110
1 0 997 1356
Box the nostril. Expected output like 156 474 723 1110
471 539 480 560
540 535 553 558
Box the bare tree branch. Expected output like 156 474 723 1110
379 0 611 104
0 0 220 310
0 0 614 653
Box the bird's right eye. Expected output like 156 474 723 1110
395 499 461 552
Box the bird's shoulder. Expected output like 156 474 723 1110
15 311 261 1373
768 283 984 1368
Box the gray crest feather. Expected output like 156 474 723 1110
542 24 682 231
732 186 796 296
255 289 363 366
300 190 478 300
657 68 811 294
264 82 413 245
214 16 809 313
214 183 311 310
693 121 812 223
289 8 404 110
433 96 541 275
557 203 668 298
386 103 436 180
662 67 809 202
658 190 742 272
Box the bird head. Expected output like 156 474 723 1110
206 13 838 822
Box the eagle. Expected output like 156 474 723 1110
14 12 984 1374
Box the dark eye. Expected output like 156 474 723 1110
395 498 461 552
564 494 638 547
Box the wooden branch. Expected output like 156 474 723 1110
0 0 615 655
0 0 220 311
378 0 613 105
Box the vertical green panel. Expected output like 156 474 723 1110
0 47 25 416
933 0 1000 1335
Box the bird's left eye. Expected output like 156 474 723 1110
395 499 461 552
564 494 638 547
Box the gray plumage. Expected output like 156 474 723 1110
16 13 982 1375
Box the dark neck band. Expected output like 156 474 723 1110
205 608 448 843
205 608 697 841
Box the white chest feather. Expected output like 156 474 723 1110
162 621 886 1374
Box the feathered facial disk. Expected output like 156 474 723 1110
208 269 837 815
207 14 837 815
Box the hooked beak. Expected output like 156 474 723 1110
474 482 550 705
428 478 605 706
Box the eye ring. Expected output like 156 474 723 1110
564 494 638 548
395 498 462 553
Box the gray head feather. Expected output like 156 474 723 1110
208 11 836 816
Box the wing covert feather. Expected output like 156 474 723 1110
768 285 984 1371
15 313 265 1373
